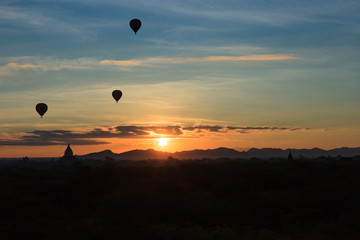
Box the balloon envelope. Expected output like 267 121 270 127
112 90 122 103
129 19 141 34
36 103 48 118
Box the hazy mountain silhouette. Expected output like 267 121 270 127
79 147 360 160
117 149 169 160
79 149 117 160
80 149 169 160
173 147 241 159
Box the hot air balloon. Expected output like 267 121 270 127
36 103 48 118
112 90 122 103
129 19 141 34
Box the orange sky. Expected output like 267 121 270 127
2 127 360 158
1 1 360 158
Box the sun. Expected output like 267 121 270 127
157 138 168 146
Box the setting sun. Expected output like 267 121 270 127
157 138 168 146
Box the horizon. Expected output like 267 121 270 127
1 1 360 157
2 145 360 159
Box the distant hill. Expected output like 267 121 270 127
173 147 241 159
80 149 170 160
79 147 360 160
79 149 117 160
118 149 169 160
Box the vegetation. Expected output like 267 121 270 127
1 159 360 239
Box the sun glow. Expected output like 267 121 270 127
157 138 168 146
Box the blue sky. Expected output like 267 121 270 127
0 0 360 157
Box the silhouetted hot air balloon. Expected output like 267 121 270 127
36 103 48 118
129 19 141 34
112 90 122 103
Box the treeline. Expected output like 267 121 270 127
0 160 360 239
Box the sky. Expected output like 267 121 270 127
0 0 360 157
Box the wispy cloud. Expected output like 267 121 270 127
1 57 91 72
6 63 44 69
0 5 85 36
0 125 311 146
0 4 120 40
183 125 311 134
46 0 358 26
202 55 298 61
101 54 299 67
3 63 88 71
99 60 143 66
0 54 299 73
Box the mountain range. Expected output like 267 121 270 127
78 147 360 160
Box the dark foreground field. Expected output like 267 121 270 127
1 159 360 240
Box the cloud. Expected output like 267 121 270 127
0 125 310 146
6 62 44 69
48 0 356 26
203 55 299 61
183 125 310 134
148 43 265 53
99 60 143 66
4 62 88 70
101 54 299 67
0 53 299 74
1 57 92 72
0 5 105 40
0 128 120 146
183 126 223 132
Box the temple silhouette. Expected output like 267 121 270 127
287 150 293 161
58 144 79 164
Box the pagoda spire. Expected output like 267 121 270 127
287 150 293 161
64 144 73 157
